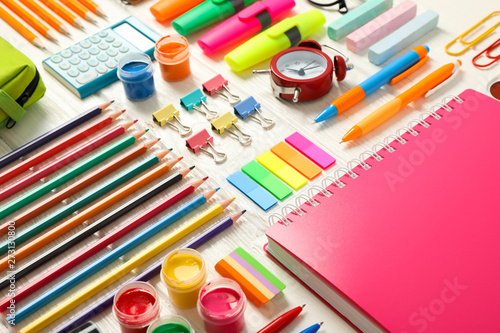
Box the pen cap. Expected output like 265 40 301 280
172 0 259 36
150 0 205 22
225 9 326 72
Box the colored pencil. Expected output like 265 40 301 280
0 126 142 220
59 0 96 22
53 210 244 333
0 121 131 203
76 0 105 17
0 111 123 187
0 172 199 309
0 101 112 170
19 0 70 35
0 139 161 243
0 0 57 41
13 189 219 328
0 156 181 271
0 6 44 49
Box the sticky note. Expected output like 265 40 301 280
328 0 393 41
227 171 277 211
215 247 286 307
271 142 322 180
346 0 417 52
368 10 439 65
241 160 292 200
285 132 336 169
256 151 308 190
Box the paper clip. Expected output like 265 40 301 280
472 38 500 68
234 96 274 130
180 89 219 120
152 104 192 136
203 74 241 105
211 112 252 145
445 11 500 56
186 129 227 163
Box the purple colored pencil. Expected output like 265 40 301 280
53 210 245 333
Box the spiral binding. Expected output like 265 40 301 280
269 95 465 227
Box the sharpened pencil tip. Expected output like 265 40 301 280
339 140 344 144
302 304 306 308
215 187 220 192
168 148 173 151
133 119 138 123
121 109 125 113
111 100 115 103
242 209 246 215
189 165 195 170
178 156 183 161
202 176 208 180
145 128 149 132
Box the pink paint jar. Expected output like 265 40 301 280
113 282 161 333
197 278 246 333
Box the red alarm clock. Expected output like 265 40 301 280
254 40 353 102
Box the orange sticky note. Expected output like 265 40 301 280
271 142 322 180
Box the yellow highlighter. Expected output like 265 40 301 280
225 9 326 72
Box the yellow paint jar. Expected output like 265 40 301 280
161 248 206 308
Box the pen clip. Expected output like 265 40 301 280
390 56 429 85
424 61 462 98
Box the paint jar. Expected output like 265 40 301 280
113 281 161 333
154 35 191 81
146 315 194 333
161 248 206 308
197 278 247 333
117 52 155 101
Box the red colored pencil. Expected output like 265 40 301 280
257 305 305 333
0 111 124 186
0 121 133 203
0 139 160 237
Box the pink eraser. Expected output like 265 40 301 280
346 0 417 53
285 132 336 169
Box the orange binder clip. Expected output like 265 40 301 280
472 38 500 68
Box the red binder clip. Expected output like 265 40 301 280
186 129 227 163
472 38 500 68
202 74 241 105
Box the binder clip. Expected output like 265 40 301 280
186 129 227 164
234 96 274 130
153 104 192 136
203 74 241 105
180 89 219 120
211 112 252 145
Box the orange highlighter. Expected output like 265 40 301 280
341 60 462 143
150 0 204 22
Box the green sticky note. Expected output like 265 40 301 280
242 160 292 200
234 247 286 291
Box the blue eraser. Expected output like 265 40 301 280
368 9 439 65
227 171 277 211
328 0 393 41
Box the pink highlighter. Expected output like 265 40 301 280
197 0 296 55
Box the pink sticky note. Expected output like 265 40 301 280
285 132 335 169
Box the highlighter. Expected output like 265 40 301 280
150 0 205 22
172 0 259 36
225 9 326 72
198 0 296 55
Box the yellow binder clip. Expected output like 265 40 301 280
211 112 252 145
153 104 192 136
445 11 500 56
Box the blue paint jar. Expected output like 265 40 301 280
117 52 155 101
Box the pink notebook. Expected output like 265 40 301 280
266 89 500 333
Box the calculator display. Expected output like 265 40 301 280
113 23 155 52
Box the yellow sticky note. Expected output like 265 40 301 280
256 151 308 190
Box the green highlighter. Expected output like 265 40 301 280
242 160 292 200
172 0 259 36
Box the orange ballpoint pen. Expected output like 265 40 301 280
19 0 70 35
0 6 45 48
341 61 462 143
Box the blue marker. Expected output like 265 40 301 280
314 45 430 123
300 322 324 333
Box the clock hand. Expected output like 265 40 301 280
302 66 321 71
301 60 317 70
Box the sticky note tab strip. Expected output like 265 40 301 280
271 142 322 180
227 171 277 211
256 151 308 190
215 247 285 307
241 160 292 200
285 132 336 169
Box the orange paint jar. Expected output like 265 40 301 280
154 35 191 82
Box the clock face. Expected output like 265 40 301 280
276 50 329 80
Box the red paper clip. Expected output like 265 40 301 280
472 38 500 68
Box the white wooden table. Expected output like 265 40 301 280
0 0 498 332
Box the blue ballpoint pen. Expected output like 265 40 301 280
300 322 324 333
314 45 430 123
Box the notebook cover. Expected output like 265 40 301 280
266 89 500 333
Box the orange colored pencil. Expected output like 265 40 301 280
19 0 70 35
0 6 44 49
39 0 84 29
0 0 57 41
0 156 182 271
76 0 105 17
59 0 96 22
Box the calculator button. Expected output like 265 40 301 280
87 58 99 67
80 40 91 48
89 47 99 55
50 55 62 63
68 68 79 77
112 40 122 48
76 70 98 84
119 45 129 53
77 63 89 72
79 52 90 60
70 45 81 53
98 31 108 38
98 42 109 50
89 35 100 44
106 48 118 57
61 50 72 58
105 59 116 69
105 36 115 43
59 62 70 70
97 53 108 62
69 57 80 65
96 65 108 74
